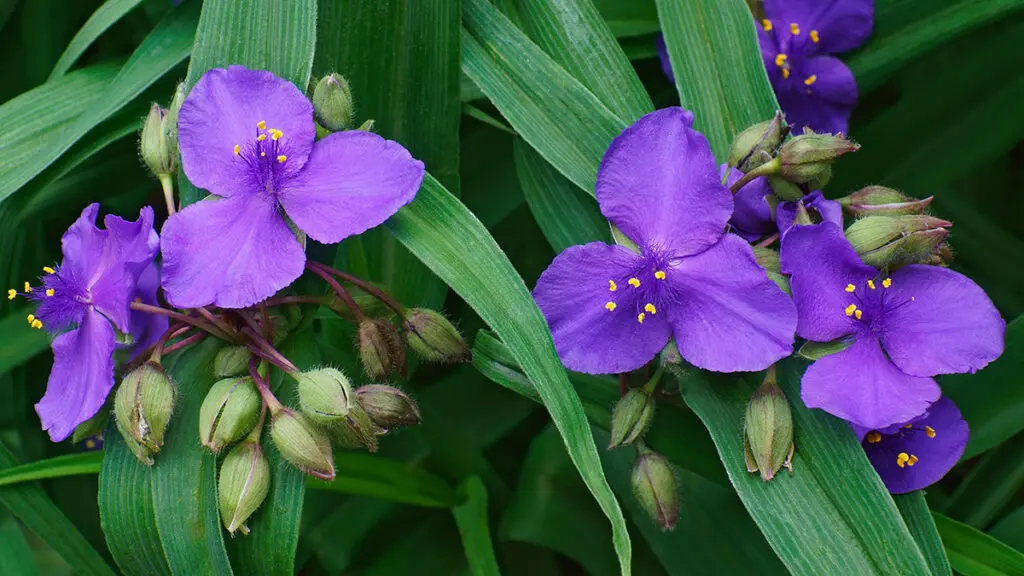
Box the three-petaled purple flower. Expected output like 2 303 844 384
781 223 1004 429
24 203 159 441
757 0 873 134
162 66 425 309
724 166 841 241
853 396 968 494
532 108 797 374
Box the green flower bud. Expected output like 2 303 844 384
845 215 951 269
199 377 262 453
357 319 404 381
140 103 176 177
631 448 678 530
838 186 934 217
753 246 790 295
312 73 354 132
73 406 110 445
218 440 271 535
329 402 382 452
356 118 375 132
729 111 786 173
214 346 252 378
404 308 471 363
270 408 335 480
777 132 859 189
355 385 421 429
165 82 186 162
743 372 794 481
295 367 352 426
767 174 804 202
609 388 655 449
114 362 177 465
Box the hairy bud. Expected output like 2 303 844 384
329 402 382 452
729 111 786 173
114 362 177 465
218 440 271 535
632 448 679 530
214 346 252 378
312 73 354 132
609 387 655 449
295 368 352 426
838 186 933 217
743 372 794 481
357 319 404 381
270 409 335 480
845 215 951 269
140 104 176 177
404 308 471 363
199 377 262 453
777 132 859 189
355 385 420 429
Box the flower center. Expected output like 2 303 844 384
865 423 937 469
18 265 91 332
839 276 916 332
233 120 291 196
602 253 672 324
761 19 820 90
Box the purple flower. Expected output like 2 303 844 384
775 190 842 234
757 0 872 134
780 223 1003 429
26 204 159 441
127 262 168 359
162 66 425 309
532 108 796 374
853 396 968 494
723 166 775 242
655 35 675 85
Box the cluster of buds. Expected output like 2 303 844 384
836 186 950 270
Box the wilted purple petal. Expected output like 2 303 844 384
160 195 306 309
596 107 731 257
880 265 1004 377
776 190 842 235
724 165 776 241
278 130 424 244
665 234 796 372
36 308 116 442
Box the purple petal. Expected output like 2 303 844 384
160 195 306 309
666 234 796 372
533 243 672 374
724 165 776 241
778 56 857 135
880 265 1004 377
656 35 674 84
861 396 968 494
127 262 168 359
177 66 315 198
776 190 842 234
36 308 116 442
596 108 732 256
780 223 875 341
802 336 940 429
277 130 424 244
763 0 873 54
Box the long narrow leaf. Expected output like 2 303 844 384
49 0 145 79
452 476 501 576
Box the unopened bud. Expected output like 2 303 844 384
114 362 177 465
329 402 382 452
631 448 678 530
753 246 790 295
199 377 261 453
218 440 271 535
743 372 794 481
312 73 354 132
355 385 421 429
140 104 176 177
295 368 352 426
778 132 859 189
165 82 186 161
404 308 471 363
609 388 655 449
270 409 335 480
845 215 951 269
214 346 251 378
356 118 375 132
729 111 786 173
838 186 933 217
357 319 403 381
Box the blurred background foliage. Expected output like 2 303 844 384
0 0 1022 574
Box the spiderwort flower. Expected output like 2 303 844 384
853 396 968 494
162 66 425 309
533 108 796 374
757 0 873 134
775 190 842 235
18 204 159 441
723 166 775 242
780 223 1003 429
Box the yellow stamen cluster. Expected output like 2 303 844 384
269 129 284 141
761 19 773 32
782 69 790 79
775 53 788 67
925 425 936 438
605 302 616 311
810 30 820 43
609 280 617 292
23 282 31 293
896 452 919 468
637 313 645 324
644 303 657 315
42 266 55 274
882 278 892 288
790 22 800 35
257 120 267 130
867 280 876 290
233 144 241 155
654 270 666 280
257 133 267 141
26 314 42 329
804 74 817 86
277 155 287 163
866 432 882 444
7 289 15 300
628 277 641 288
845 283 856 293
844 303 862 320
45 288 54 297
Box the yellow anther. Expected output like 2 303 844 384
31 319 42 329
790 22 800 35
761 19 773 32
775 53 788 67
42 266 55 274
637 313 645 324
260 151 266 157
882 278 892 288
45 288 54 297
7 289 15 300
605 301 617 311
233 144 240 155
925 426 936 438
257 120 267 130
854 309 862 320
628 278 640 288
269 129 283 140
85 439 96 449
866 432 882 444
26 314 35 324
277 155 287 163
904 424 913 429
896 452 910 468
845 304 858 317
907 454 919 466
845 283 856 292
608 280 617 292
23 282 31 293
257 134 267 141
782 68 790 79
810 29 820 43
644 303 657 315
654 270 666 280
867 280 876 290
804 74 817 86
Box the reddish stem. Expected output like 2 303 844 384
307 261 405 316
305 262 366 322
161 332 207 355
754 233 780 249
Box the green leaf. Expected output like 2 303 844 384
0 309 51 377
0 453 102 488
306 452 459 508
453 476 501 576
676 360 932 575
594 0 658 38
0 513 37 576
49 0 146 80
933 512 1024 576
941 433 1024 529
387 174 632 575
895 493 953 576
462 0 625 194
655 0 778 159
0 442 115 576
